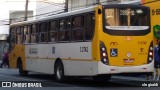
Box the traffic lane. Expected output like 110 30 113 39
0 73 146 87
0 68 160 89
0 75 159 90
0 69 137 87
0 68 134 87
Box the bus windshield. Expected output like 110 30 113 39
105 8 149 30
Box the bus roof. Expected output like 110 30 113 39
10 6 97 27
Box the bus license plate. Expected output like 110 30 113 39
124 59 134 63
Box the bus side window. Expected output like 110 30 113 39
72 15 84 41
85 13 95 40
31 24 38 43
16 27 22 44
40 22 48 43
40 33 48 42
49 20 58 43
10 27 16 51
58 19 69 42
23 26 30 43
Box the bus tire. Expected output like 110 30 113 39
17 59 28 76
54 60 65 82
92 75 111 82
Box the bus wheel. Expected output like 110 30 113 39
17 60 28 76
92 75 111 82
54 61 65 82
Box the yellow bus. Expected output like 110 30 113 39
8 4 154 82
141 0 160 45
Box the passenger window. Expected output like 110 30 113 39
23 26 30 43
49 32 57 42
40 33 48 42
50 21 58 31
58 31 69 41
40 22 48 43
60 19 65 30
49 21 58 43
16 27 23 44
72 16 84 41
10 27 16 51
31 24 39 43
58 19 70 42
85 13 95 40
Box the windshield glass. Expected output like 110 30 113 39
105 8 149 30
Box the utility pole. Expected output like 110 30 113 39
24 0 29 21
65 0 68 12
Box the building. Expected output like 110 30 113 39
68 0 141 11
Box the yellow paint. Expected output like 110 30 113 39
92 5 153 66
92 5 102 61
9 44 26 70
142 0 160 45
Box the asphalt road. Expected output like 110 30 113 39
0 68 159 90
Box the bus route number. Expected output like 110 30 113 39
80 47 88 52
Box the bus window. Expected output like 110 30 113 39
10 27 16 51
60 19 65 30
31 34 36 43
104 8 149 36
31 24 39 43
72 16 84 41
72 16 84 28
16 27 23 44
105 8 149 29
49 32 57 42
58 19 69 41
85 13 95 40
50 20 58 31
40 33 48 42
40 22 48 43
66 18 71 29
10 27 16 35
58 30 69 41
49 21 58 43
40 22 48 32
23 26 30 43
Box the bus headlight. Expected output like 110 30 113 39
100 41 109 65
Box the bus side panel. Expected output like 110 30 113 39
25 42 97 75
143 0 160 45
9 45 26 69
